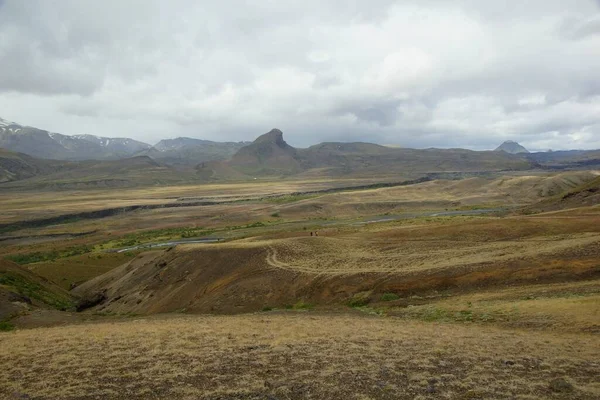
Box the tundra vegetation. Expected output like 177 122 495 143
1 168 599 399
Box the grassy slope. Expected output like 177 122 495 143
0 148 73 183
71 212 600 321
1 156 201 190
0 259 75 328
1 171 598 292
1 314 598 399
523 175 600 213
1 171 599 399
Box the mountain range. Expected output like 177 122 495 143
0 117 150 160
197 129 538 179
2 117 600 187
0 117 248 164
140 137 250 166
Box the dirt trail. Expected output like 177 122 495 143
260 233 600 275
265 245 287 270
70 229 600 316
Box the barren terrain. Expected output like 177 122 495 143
1 314 599 400
1 170 599 399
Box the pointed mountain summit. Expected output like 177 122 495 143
229 129 301 175
253 128 293 148
495 140 529 154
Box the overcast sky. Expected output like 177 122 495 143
0 0 599 150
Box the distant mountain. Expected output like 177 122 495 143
495 140 529 154
0 148 73 183
527 149 600 168
298 144 537 176
0 117 151 160
5 116 598 182
199 129 538 180
140 137 250 166
0 153 202 190
229 129 302 175
528 150 588 163
154 137 216 151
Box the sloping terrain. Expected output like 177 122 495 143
528 149 600 168
228 129 303 175
202 129 539 180
1 156 199 189
1 314 598 399
297 146 536 176
524 175 600 213
73 213 600 316
140 137 249 166
574 150 600 162
0 259 74 325
276 171 598 218
495 140 529 154
2 168 599 399
0 148 73 183
0 117 150 160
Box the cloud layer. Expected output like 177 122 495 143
0 0 599 150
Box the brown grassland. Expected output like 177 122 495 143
0 170 599 399
1 314 599 400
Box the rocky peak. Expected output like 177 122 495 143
495 140 529 154
254 129 288 148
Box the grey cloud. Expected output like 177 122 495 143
0 0 599 150
0 45 102 96
313 74 342 89
333 99 403 127
562 16 600 39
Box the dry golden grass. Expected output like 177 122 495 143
63 211 599 318
384 279 600 333
0 178 391 224
262 232 599 274
1 172 599 399
247 214 600 275
1 314 599 400
1 171 594 226
277 171 598 218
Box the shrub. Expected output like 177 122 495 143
348 297 370 307
454 310 474 322
0 321 15 332
347 291 372 308
380 293 400 302
5 245 92 265
293 300 313 310
549 377 574 393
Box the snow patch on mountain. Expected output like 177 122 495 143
0 118 19 128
